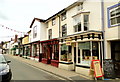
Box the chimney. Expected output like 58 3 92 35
14 35 18 42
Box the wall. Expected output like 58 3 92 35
47 17 59 39
64 1 102 36
104 1 120 59
22 36 29 45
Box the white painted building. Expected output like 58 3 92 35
29 18 47 61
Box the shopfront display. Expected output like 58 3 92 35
78 41 99 66
41 39 59 67
61 44 72 62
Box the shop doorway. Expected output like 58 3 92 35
111 41 120 77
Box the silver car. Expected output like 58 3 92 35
0 54 12 82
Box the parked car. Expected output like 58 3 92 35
0 54 12 82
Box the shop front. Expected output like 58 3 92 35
23 44 31 59
31 41 40 62
111 41 120 78
59 31 103 76
41 39 59 67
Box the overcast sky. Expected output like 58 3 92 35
0 0 76 42
0 0 118 42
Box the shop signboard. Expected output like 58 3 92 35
103 59 115 79
66 41 71 45
90 60 103 78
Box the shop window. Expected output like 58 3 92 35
62 24 67 37
108 3 120 27
78 42 99 66
52 44 59 60
61 44 72 62
42 44 47 59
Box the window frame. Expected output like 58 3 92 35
108 3 120 28
61 12 67 21
52 18 56 26
33 25 37 38
48 29 52 39
62 24 67 37
77 41 99 66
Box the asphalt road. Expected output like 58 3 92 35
4 55 62 80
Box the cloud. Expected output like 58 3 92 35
0 11 8 20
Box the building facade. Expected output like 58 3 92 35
104 1 120 77
29 18 46 61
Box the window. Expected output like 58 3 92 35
52 44 59 60
78 42 99 66
77 3 83 11
33 25 37 38
52 18 56 26
61 12 66 21
62 24 67 37
61 44 72 61
74 23 81 32
48 29 52 39
73 14 89 32
84 15 89 31
108 3 120 27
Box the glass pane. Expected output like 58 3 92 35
116 8 120 15
110 10 116 17
79 42 90 49
84 23 88 31
111 18 117 25
0 55 6 63
78 23 81 31
117 16 120 24
84 15 89 22
74 25 78 32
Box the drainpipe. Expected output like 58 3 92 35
58 15 61 38
101 0 105 66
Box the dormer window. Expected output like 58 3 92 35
77 3 83 11
52 18 56 26
61 12 66 21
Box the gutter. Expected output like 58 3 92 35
101 0 105 64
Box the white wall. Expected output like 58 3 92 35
104 1 120 59
31 20 47 42
65 1 102 36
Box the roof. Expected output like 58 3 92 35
29 18 46 28
45 0 84 22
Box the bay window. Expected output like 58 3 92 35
73 14 89 32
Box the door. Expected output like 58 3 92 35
111 41 120 77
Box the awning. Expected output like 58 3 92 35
11 48 16 50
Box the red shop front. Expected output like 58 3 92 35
41 39 59 67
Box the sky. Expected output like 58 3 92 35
0 0 76 42
0 0 119 42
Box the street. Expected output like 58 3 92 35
4 55 62 80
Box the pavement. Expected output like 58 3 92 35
6 54 92 81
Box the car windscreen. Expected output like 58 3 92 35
0 55 6 63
